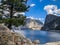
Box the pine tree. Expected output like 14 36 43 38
0 0 29 29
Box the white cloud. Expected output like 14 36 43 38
30 4 35 7
27 16 35 19
55 9 60 14
27 16 44 20
14 12 25 16
27 16 44 23
44 5 60 15
3 10 10 14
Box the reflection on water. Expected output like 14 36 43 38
14 30 60 44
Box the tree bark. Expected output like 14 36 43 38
8 5 13 29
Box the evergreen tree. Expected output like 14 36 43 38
0 0 29 29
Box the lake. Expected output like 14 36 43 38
13 30 60 44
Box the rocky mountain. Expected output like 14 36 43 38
44 14 59 24
41 14 60 31
21 18 43 30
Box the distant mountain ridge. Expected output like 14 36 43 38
20 18 43 30
26 18 43 25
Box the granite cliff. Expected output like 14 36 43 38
41 14 60 31
20 18 43 30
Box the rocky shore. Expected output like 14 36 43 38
0 24 40 45
45 41 60 45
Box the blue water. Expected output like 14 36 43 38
14 30 60 44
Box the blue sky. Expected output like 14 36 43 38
0 0 60 23
25 0 60 23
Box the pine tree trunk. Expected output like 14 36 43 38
8 5 13 29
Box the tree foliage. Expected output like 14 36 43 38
0 0 29 29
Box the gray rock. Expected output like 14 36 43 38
41 14 60 31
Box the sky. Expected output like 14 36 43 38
0 0 60 23
25 0 60 23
